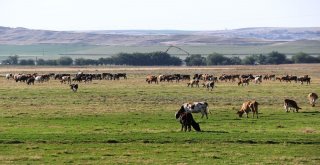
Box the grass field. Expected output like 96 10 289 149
0 64 320 164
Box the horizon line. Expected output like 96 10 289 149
1 26 320 32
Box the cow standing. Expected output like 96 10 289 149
70 84 78 92
146 75 158 84
187 79 199 88
284 99 301 112
202 81 215 91
308 93 318 107
26 77 35 85
180 102 209 119
5 73 12 80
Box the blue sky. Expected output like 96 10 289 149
0 0 319 30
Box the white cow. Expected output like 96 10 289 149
254 76 262 84
5 73 12 80
179 102 209 119
35 76 44 83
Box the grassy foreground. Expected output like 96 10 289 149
0 65 319 164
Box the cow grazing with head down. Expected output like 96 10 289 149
70 84 78 92
308 93 318 107
237 100 259 118
175 108 201 132
180 102 209 119
284 99 301 112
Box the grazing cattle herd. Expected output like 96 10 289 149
2 71 319 132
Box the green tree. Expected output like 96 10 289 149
206 53 229 65
242 55 256 65
2 55 19 65
291 52 319 63
58 56 73 65
36 58 46 65
45 59 58 65
265 51 287 64
75 58 99 65
19 59 35 65
185 54 206 66
229 56 242 65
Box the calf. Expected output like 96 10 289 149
284 99 301 112
70 84 78 92
308 93 318 107
237 100 259 118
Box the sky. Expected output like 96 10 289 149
0 0 319 31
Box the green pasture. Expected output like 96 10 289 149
0 66 320 164
1 41 320 61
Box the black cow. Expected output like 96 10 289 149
26 77 35 85
70 84 78 92
175 108 201 132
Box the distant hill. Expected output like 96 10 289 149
0 26 320 45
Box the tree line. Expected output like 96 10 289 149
1 51 320 66
185 51 320 66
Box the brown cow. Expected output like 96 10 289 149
237 100 259 118
308 93 318 107
238 78 250 86
146 75 158 84
187 79 199 87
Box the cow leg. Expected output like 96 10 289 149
284 104 289 112
312 99 315 107
184 124 188 132
187 124 191 132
